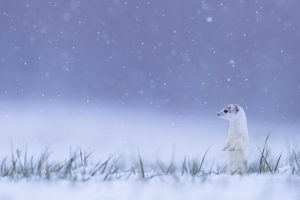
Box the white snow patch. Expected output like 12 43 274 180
0 175 299 200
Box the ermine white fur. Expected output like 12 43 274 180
218 104 249 174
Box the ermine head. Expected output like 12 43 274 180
218 104 245 121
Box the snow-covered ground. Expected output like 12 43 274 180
0 103 299 200
0 103 298 161
1 175 300 200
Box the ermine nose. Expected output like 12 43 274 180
217 113 220 116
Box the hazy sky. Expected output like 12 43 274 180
0 0 299 119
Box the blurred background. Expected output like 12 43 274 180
0 0 299 160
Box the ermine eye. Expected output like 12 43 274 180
224 109 228 113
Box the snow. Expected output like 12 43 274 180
206 17 213 23
0 96 297 200
0 175 299 200
1 0 299 198
0 103 298 164
0 104 298 199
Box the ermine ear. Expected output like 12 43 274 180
234 104 239 113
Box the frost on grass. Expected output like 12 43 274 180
1 137 300 200
1 136 300 182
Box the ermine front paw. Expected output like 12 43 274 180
227 147 236 151
222 143 231 151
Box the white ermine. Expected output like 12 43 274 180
218 104 249 174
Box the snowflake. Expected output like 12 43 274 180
206 17 213 23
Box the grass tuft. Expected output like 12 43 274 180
0 135 298 182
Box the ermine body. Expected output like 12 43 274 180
218 104 249 174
